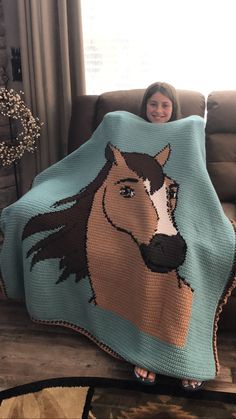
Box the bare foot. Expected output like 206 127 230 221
134 366 156 383
182 379 204 391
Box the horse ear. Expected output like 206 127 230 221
154 144 171 167
105 143 126 166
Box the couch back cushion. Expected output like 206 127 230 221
206 91 236 205
94 89 205 129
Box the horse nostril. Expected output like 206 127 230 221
147 241 165 259
140 233 187 273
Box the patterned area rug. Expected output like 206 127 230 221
1 377 236 418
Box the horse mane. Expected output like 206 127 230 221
123 152 164 193
22 160 112 283
23 147 167 285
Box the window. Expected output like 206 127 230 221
81 0 236 96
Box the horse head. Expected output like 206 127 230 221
103 143 186 273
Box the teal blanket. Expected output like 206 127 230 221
1 112 235 381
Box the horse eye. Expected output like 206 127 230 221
120 186 135 198
169 186 177 199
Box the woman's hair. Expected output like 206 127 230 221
140 82 181 122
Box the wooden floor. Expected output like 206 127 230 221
1 297 236 394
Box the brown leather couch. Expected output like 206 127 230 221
68 88 236 331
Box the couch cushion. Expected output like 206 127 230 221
206 92 236 204
94 89 205 128
178 90 205 119
95 89 144 128
206 91 236 133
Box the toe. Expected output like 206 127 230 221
182 379 203 389
134 367 146 379
134 367 156 382
182 379 188 386
139 368 148 379
147 371 156 382
189 380 202 388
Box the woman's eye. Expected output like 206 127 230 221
120 186 135 198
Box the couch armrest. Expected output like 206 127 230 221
68 95 98 154
206 91 236 203
222 202 236 221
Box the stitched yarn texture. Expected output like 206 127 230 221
0 112 235 380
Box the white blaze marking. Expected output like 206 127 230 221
144 179 177 236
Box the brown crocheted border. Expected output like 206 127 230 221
213 220 236 375
30 317 124 361
0 270 123 360
0 273 8 299
0 272 124 362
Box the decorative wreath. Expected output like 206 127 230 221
0 88 43 167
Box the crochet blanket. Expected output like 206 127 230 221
1 112 236 381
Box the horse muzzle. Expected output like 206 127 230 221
140 233 187 273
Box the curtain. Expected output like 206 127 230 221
17 0 85 194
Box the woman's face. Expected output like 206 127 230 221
146 91 173 123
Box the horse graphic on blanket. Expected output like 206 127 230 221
22 143 194 347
